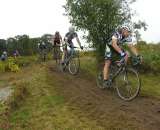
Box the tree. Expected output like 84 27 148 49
6 37 17 55
0 39 7 54
64 0 146 61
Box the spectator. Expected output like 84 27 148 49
13 49 20 58
1 51 8 61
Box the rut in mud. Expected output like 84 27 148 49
48 63 160 130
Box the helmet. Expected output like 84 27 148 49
42 42 45 45
69 26 75 33
55 31 59 35
3 51 7 55
121 25 131 32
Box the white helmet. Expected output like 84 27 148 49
121 25 131 32
69 26 75 33
3 51 7 55
42 42 45 45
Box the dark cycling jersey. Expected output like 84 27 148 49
1 54 7 61
65 32 78 44
38 42 47 50
53 34 62 45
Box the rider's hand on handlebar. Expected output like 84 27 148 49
119 51 127 66
80 46 83 50
136 55 143 64
120 51 126 58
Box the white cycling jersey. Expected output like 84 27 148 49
108 31 137 46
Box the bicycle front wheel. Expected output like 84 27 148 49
115 68 141 101
68 53 80 75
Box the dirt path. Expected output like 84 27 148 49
48 63 160 130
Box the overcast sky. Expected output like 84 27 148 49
0 0 159 43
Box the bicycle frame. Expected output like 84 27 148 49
110 64 126 83
63 48 76 66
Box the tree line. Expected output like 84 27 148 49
0 34 53 56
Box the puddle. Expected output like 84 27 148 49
0 87 13 102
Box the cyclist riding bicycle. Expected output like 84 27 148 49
61 26 83 64
103 25 142 88
52 31 62 60
13 49 20 59
38 40 47 50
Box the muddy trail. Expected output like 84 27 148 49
48 63 160 130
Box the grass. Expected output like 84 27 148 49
140 74 160 98
2 62 101 130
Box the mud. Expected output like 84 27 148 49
48 64 160 130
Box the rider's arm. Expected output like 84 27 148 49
60 35 63 44
111 38 124 55
76 37 82 47
127 34 139 56
51 36 54 46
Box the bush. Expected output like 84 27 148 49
0 56 38 73
137 43 160 73
0 58 20 73
15 56 37 67
0 62 6 72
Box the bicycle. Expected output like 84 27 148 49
60 46 80 75
96 56 141 101
52 45 61 65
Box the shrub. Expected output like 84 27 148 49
0 58 20 73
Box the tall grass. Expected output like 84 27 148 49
0 56 37 73
137 43 160 73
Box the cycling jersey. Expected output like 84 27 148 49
108 31 133 46
53 34 62 45
38 42 47 50
105 31 137 60
65 32 78 45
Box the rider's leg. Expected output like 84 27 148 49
103 60 111 80
104 44 112 80
125 51 129 63
61 47 67 63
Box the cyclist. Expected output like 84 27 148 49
52 31 62 46
52 31 62 60
38 40 47 60
103 26 142 87
13 49 20 59
61 26 83 64
38 40 47 51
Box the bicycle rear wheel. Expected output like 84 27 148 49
56 50 61 66
115 68 141 101
68 52 80 75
